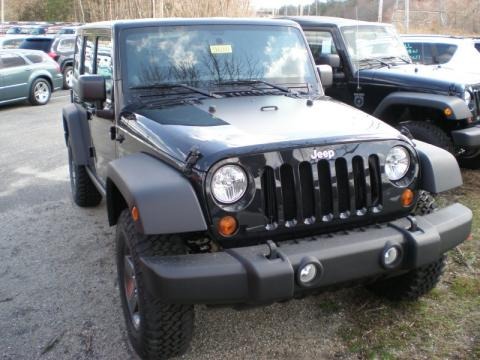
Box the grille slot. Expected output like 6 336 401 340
260 151 384 228
352 156 367 213
299 161 315 221
335 158 350 216
368 155 382 208
280 164 297 222
261 166 278 224
317 160 333 219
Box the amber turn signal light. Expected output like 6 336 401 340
131 206 139 222
444 107 453 117
218 215 238 237
401 189 414 207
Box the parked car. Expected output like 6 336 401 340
0 36 28 49
18 36 74 89
63 18 472 360
402 35 480 75
18 36 55 53
6 26 28 35
28 26 48 35
0 49 63 106
56 26 77 35
285 16 480 168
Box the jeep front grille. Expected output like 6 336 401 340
260 155 383 228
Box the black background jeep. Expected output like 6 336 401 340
63 18 472 360
286 16 480 168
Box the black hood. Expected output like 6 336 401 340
359 64 480 94
122 95 403 171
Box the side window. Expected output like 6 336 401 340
405 42 433 64
0 54 26 68
304 30 338 65
433 43 457 64
57 38 75 53
83 37 95 74
25 54 45 63
73 35 83 75
96 36 113 101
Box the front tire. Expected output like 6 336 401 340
29 78 51 105
116 210 194 360
459 149 480 169
67 141 102 207
368 190 446 301
401 121 454 154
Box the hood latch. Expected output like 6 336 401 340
183 146 202 174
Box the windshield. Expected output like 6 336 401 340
122 25 318 95
341 25 410 70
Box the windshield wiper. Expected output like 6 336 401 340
213 79 292 94
380 56 411 65
358 57 391 68
130 83 220 98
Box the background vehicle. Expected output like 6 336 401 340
402 35 480 75
27 26 48 35
0 49 63 106
56 26 77 36
18 35 74 89
0 36 27 49
63 18 472 360
286 16 480 169
6 26 28 35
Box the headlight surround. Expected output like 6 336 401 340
462 90 474 110
385 146 411 181
211 164 248 204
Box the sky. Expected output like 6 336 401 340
251 0 324 9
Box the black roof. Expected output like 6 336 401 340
79 17 301 31
280 16 388 28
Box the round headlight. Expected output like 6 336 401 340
385 146 410 181
211 165 248 204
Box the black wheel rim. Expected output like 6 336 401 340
123 242 141 331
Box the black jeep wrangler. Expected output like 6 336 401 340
63 18 472 360
285 16 480 168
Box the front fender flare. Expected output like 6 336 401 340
415 140 462 193
62 103 92 166
107 153 208 235
373 92 472 121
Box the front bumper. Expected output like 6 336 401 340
140 203 472 305
451 125 480 148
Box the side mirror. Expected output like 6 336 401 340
317 65 333 88
77 75 106 102
317 54 341 69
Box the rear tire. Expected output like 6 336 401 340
62 65 73 89
29 78 51 105
116 210 194 360
401 121 454 154
67 141 102 207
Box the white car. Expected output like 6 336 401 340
402 35 480 75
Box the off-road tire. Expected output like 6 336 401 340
116 210 194 360
367 255 446 301
67 141 102 207
368 190 445 301
29 78 51 105
459 149 480 169
401 121 454 154
62 65 73 89
413 190 437 216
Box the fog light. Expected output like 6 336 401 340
383 246 400 266
299 263 317 284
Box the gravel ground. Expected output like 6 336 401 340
0 93 356 360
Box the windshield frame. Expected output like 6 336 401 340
119 24 322 101
339 24 410 71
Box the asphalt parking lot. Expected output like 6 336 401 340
1 92 478 360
